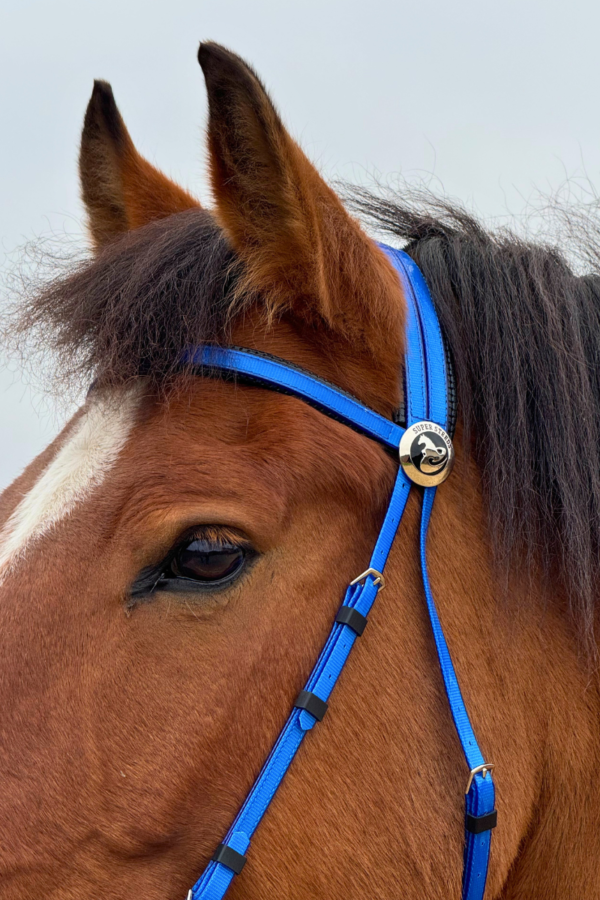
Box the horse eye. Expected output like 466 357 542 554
168 539 245 584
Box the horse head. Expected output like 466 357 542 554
1 41 599 900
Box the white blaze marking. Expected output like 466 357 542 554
0 388 141 576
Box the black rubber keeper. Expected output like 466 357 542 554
335 605 368 636
294 690 328 721
465 810 498 834
212 843 247 874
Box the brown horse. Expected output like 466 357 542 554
1 41 600 899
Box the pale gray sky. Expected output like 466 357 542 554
2 0 600 488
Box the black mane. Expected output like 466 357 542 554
350 186 600 635
4 208 239 389
6 191 600 636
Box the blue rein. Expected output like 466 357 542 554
185 246 496 900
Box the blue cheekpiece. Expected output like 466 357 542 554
184 244 496 900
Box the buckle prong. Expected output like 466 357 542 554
350 568 385 591
465 763 495 795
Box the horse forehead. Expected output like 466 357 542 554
0 387 142 574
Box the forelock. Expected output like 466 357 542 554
4 208 241 393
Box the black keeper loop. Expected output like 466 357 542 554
465 810 498 834
335 605 368 636
294 690 328 721
212 843 247 874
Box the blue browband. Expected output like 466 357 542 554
185 246 496 900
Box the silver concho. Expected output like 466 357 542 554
399 421 455 486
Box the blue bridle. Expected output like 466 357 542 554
185 245 497 900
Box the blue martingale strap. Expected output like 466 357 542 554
187 245 495 900
383 246 496 900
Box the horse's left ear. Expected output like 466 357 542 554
198 43 403 349
79 81 200 251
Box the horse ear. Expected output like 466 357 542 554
79 81 200 250
197 43 403 348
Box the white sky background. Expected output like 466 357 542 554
1 0 600 488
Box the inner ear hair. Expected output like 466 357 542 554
197 42 405 357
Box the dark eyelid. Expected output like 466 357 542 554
178 526 253 555
129 526 253 602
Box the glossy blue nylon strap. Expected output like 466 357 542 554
190 466 412 900
185 345 404 451
188 245 495 900
383 246 495 900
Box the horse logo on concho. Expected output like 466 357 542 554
400 422 454 486
414 433 448 474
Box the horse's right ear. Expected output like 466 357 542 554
79 81 200 250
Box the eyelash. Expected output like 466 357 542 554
129 528 254 602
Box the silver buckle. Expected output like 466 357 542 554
350 567 385 591
465 763 495 795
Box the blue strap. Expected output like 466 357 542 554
387 248 448 427
383 247 496 900
184 345 404 451
420 490 495 899
187 246 495 900
190 468 411 900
